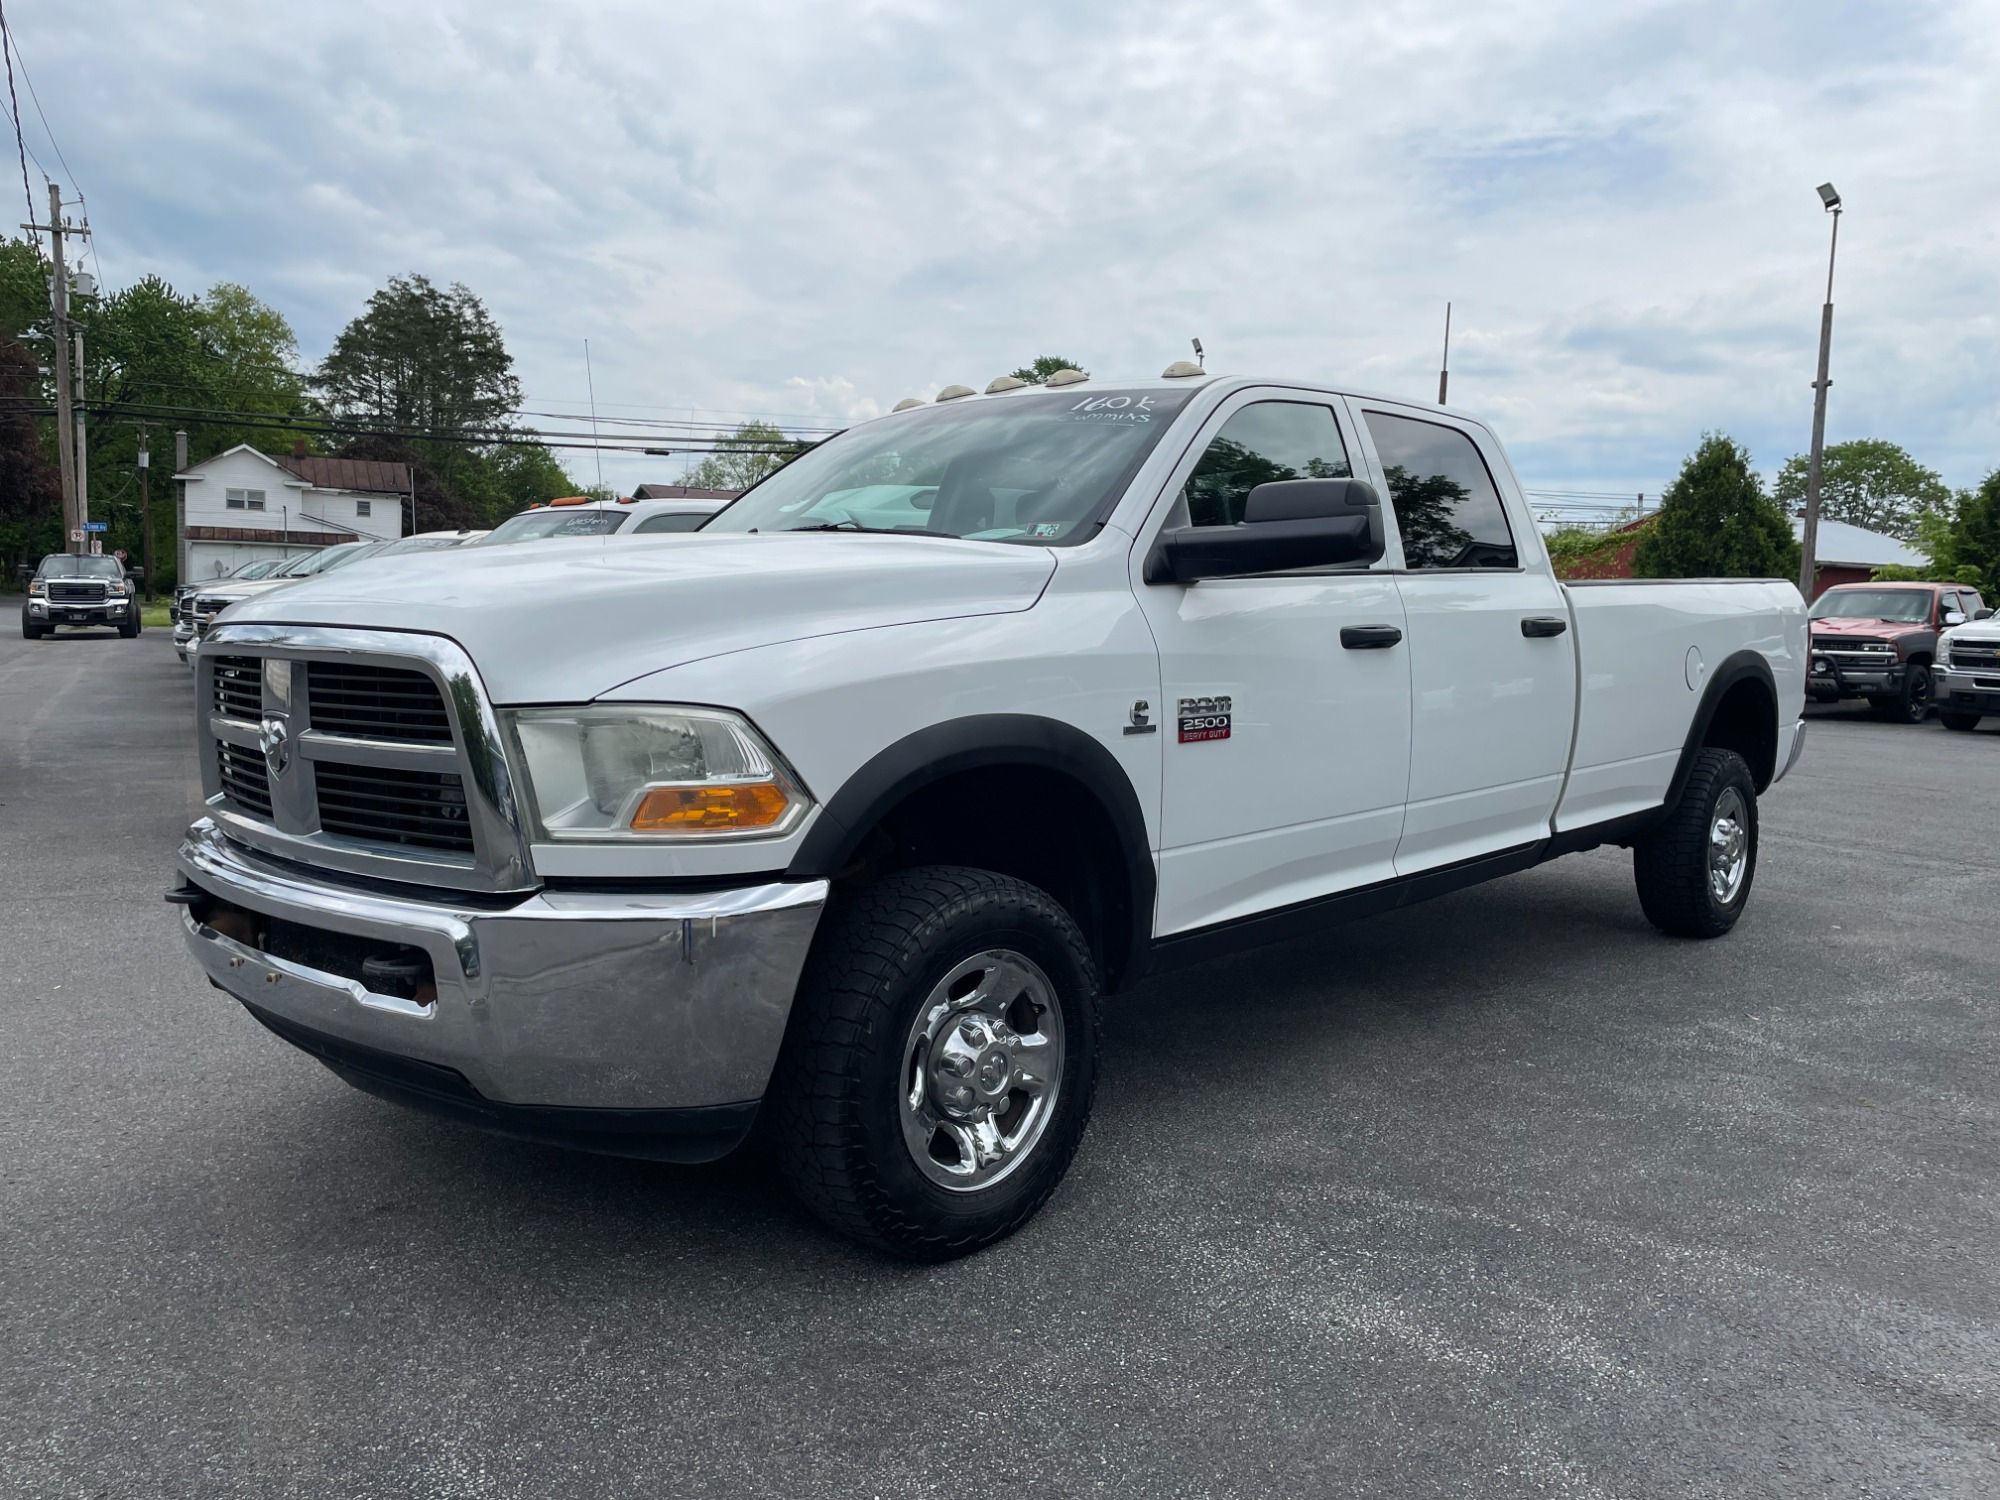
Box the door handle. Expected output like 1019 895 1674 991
1340 624 1403 650
1521 616 1568 638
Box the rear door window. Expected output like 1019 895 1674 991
1361 411 1518 569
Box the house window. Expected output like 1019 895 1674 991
225 488 267 512
355 500 372 518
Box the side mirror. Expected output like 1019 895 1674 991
1977 607 1996 620
1942 610 1966 628
1144 479 1385 585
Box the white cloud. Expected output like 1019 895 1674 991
20 0 2000 498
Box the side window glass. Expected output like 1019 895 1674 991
634 512 707 533
1183 401 1350 528
1361 411 1518 569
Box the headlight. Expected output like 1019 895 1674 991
502 705 811 842
1936 633 1953 666
28 580 44 596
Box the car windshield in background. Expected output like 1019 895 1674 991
702 387 1198 544
38 556 124 578
1811 589 1932 623
379 535 468 555
475 510 628 545
232 559 281 579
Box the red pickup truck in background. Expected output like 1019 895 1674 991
1808 582 1993 723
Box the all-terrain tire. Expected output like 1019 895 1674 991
1633 748 1758 939
1870 663 1932 723
118 614 140 639
21 611 41 639
1939 710 1982 732
769 865 1100 1261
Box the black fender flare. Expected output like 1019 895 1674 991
1665 649 1780 807
785 714 1156 988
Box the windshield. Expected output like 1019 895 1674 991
703 387 1198 543
379 535 471 554
474 509 628 545
1811 589 1933 623
38 555 123 578
316 542 390 573
232 559 281 579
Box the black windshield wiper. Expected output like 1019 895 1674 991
786 522 955 538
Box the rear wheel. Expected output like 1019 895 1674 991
1939 710 1982 732
1634 748 1758 939
770 866 1100 1261
1870 663 1931 723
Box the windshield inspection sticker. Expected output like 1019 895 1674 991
1178 695 1232 744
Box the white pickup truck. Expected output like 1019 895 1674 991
173 371 1807 1259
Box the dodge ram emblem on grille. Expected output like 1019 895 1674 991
259 716 291 778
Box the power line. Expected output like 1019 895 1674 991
3 18 74 192
0 1 36 247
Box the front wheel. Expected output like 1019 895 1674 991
770 866 1100 1261
1939 710 1982 732
1871 664 1932 723
20 611 41 640
1634 748 1758 939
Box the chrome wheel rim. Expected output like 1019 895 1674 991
900 949 1064 1193
1708 787 1749 906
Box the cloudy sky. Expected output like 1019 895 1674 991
14 0 1998 507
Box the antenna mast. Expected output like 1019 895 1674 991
1437 302 1452 405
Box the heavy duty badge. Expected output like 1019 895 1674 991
1177 695 1232 744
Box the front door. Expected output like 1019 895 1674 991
1133 391 1414 935
1357 407 1578 874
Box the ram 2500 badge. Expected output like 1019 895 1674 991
171 369 1808 1260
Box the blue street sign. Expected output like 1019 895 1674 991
82 521 108 531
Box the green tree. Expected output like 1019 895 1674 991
315 274 521 441
1008 355 1088 384
1902 472 2000 598
682 420 801 490
1633 434 1799 581
1772 439 1951 541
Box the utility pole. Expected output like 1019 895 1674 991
1799 183 1842 600
23 183 89 554
174 430 188 586
1437 302 1452 405
137 430 153 597
74 328 89 549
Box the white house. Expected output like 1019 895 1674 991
173 444 411 582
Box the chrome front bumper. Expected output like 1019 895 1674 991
177 819 828 1114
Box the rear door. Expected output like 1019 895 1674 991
1133 390 1413 934
1357 407 1577 874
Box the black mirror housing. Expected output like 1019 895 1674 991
1144 479 1385 585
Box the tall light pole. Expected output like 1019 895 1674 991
1798 182 1842 599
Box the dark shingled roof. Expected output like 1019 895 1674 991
277 455 413 495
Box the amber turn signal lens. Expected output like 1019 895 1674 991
629 781 790 832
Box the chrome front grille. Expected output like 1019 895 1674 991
1953 644 2000 670
195 625 533 893
211 656 263 720
306 662 455 742
216 740 273 817
314 761 474 853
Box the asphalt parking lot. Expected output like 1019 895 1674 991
4 612 1998 1499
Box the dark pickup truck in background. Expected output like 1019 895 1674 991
1807 582 1991 723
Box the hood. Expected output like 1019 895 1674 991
1809 616 1926 638
200 576 297 603
222 532 1057 703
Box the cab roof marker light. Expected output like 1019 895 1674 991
892 398 925 412
935 385 977 402
985 375 1027 394
548 495 593 507
1044 368 1088 387
1160 360 1204 378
